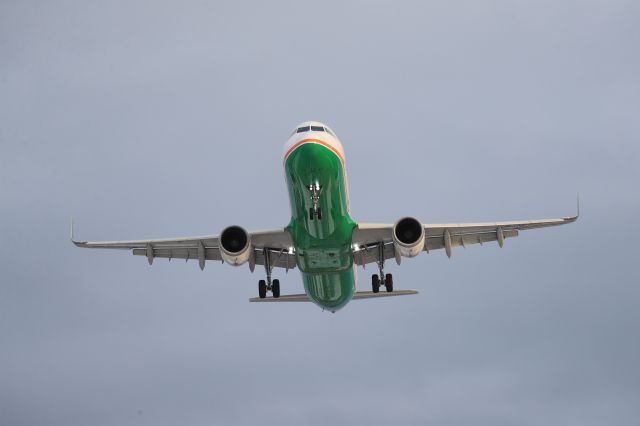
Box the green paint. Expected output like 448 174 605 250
285 142 357 311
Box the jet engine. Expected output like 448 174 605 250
219 226 252 266
392 217 425 258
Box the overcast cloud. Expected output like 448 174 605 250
1 0 639 425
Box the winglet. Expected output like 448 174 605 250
70 218 86 246
561 193 580 222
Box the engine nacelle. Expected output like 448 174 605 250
219 226 252 266
393 217 425 258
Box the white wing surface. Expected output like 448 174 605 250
352 209 578 266
71 224 296 271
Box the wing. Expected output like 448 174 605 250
71 222 296 271
352 207 578 266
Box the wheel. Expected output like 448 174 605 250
309 207 315 220
385 273 393 292
258 280 267 299
372 274 380 293
317 208 322 220
272 279 280 298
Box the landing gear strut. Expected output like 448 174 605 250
308 182 322 220
371 242 393 293
258 247 280 299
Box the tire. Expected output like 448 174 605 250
385 274 394 292
309 208 314 220
258 280 267 299
272 279 280 298
372 274 380 293
317 208 322 220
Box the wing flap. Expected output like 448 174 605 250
254 248 296 270
354 242 395 266
425 228 519 251
132 247 223 261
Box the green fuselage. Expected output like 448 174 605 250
284 140 357 311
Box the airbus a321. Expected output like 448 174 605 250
73 121 578 312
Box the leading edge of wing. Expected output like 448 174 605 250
70 219 292 250
428 193 580 228
355 194 579 237
70 218 218 249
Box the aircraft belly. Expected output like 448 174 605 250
284 142 357 311
302 269 355 312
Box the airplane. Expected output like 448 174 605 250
72 121 578 312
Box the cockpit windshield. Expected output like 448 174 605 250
290 124 336 137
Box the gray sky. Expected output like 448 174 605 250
1 0 639 425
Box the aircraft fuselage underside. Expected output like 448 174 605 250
284 138 357 311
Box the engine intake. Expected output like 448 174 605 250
393 217 425 258
219 226 252 266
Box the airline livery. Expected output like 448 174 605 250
73 121 578 312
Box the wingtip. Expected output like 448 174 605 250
70 218 87 246
562 193 580 222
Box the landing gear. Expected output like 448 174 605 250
370 242 394 293
258 280 267 299
372 274 380 293
308 182 322 220
371 273 393 293
385 273 394 292
258 248 281 298
309 207 322 220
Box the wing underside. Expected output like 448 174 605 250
72 201 578 275
353 213 577 266
72 225 296 270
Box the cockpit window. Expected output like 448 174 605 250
310 126 324 132
296 126 310 133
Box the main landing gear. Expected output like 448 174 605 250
371 274 393 293
258 247 280 299
371 243 394 293
258 279 279 299
308 182 322 220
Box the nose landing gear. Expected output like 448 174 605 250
308 183 322 220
